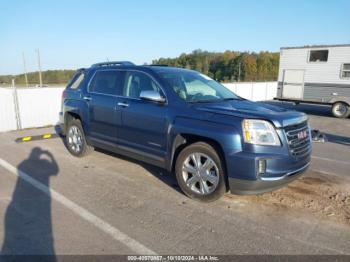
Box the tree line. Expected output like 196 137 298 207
0 70 76 86
152 49 279 82
0 50 280 85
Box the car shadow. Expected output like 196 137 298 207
262 100 334 118
1 147 58 259
323 133 350 146
95 148 182 194
54 126 183 195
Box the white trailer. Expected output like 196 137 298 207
275 44 350 118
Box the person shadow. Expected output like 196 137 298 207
1 147 58 259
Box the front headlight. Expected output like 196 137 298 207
242 119 281 146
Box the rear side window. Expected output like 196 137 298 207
89 70 124 96
68 71 85 89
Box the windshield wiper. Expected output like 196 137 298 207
188 99 221 104
222 97 244 101
188 97 244 104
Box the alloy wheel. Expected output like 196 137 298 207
182 153 219 195
68 125 83 153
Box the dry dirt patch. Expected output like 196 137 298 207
227 171 350 225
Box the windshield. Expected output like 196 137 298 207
158 70 241 103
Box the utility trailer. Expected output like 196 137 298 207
275 44 350 118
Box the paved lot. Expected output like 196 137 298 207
0 102 349 255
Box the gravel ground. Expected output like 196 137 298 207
227 170 350 226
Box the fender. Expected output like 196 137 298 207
328 97 350 105
64 98 90 135
166 116 242 171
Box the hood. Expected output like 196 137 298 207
192 100 307 128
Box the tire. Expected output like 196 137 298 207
65 118 94 157
175 142 227 202
332 102 350 118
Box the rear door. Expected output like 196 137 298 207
86 70 124 146
282 70 305 99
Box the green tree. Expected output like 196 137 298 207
152 49 279 82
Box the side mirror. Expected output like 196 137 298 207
140 90 166 103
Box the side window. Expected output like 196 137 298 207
341 64 350 78
309 50 328 62
123 71 162 98
68 70 85 89
89 70 124 96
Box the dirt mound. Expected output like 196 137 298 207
229 171 350 225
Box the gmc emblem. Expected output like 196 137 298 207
297 130 308 140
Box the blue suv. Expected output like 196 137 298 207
59 61 312 202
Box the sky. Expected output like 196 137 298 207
0 0 349 75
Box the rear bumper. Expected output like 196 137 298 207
229 162 309 195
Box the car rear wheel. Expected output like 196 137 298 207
175 142 227 202
332 102 350 118
66 118 94 157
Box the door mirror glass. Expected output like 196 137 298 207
140 90 166 103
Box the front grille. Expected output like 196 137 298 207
284 121 311 157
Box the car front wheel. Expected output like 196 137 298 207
175 142 227 202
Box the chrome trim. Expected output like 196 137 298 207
117 102 129 107
91 61 135 68
90 137 116 147
282 115 308 128
285 125 309 136
118 145 164 162
140 90 166 103
283 121 312 157
292 145 312 156
148 142 162 147
83 96 92 101
288 137 308 146
259 162 310 181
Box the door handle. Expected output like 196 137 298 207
83 96 92 101
117 102 129 107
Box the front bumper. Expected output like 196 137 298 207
229 162 310 195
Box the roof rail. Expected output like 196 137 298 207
91 61 135 68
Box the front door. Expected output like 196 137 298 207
282 70 305 99
117 71 168 162
87 70 124 146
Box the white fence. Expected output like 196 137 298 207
0 82 278 133
223 82 277 101
0 87 65 132
0 89 18 132
17 88 64 129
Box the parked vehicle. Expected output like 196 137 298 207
59 61 312 202
275 44 350 118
